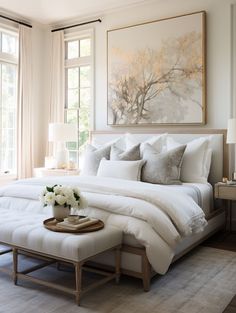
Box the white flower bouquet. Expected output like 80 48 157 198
40 185 88 209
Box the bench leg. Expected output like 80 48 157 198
115 247 121 284
13 248 18 285
75 262 82 306
142 253 151 292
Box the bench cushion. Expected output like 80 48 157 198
0 209 122 262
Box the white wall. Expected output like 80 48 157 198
33 0 236 165
93 0 234 130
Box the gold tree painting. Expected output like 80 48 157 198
107 12 206 125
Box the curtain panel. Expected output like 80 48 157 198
49 30 65 123
17 25 33 179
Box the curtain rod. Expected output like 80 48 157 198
0 14 32 28
51 18 101 32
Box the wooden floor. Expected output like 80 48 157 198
203 231 236 252
223 294 236 313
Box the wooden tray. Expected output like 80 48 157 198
43 216 104 233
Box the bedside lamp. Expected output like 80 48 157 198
227 118 236 180
49 123 77 169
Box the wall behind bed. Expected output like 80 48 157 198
93 0 233 131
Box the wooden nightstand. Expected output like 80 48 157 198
215 182 236 232
33 167 80 178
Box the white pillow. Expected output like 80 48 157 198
126 133 167 155
97 159 144 181
92 136 126 150
81 144 111 176
167 136 211 183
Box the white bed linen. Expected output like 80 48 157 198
0 176 208 274
163 183 213 217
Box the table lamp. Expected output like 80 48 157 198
227 118 236 180
48 123 77 169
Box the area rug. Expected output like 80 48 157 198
0 246 235 313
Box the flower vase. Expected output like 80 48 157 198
52 205 70 221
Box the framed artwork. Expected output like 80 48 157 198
107 11 206 126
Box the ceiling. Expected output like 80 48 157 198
0 0 152 25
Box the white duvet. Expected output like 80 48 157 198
0 176 207 274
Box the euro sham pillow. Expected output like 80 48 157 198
141 143 186 185
125 133 167 155
81 144 111 176
166 136 211 183
92 135 126 151
110 144 140 161
97 159 145 181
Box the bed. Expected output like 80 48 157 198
0 129 228 291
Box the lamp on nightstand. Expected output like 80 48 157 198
49 123 77 169
227 118 236 180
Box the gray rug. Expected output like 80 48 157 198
0 246 236 313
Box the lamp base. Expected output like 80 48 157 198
55 148 69 169
232 172 236 181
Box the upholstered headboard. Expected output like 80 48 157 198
90 129 228 185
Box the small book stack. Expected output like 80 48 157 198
57 216 99 231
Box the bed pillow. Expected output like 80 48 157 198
167 136 211 183
92 135 126 150
126 133 167 155
81 144 111 176
141 143 186 185
97 159 144 181
110 144 140 161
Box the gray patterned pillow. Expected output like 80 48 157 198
81 144 111 176
141 143 186 185
110 144 140 161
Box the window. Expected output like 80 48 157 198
0 29 18 175
65 31 93 167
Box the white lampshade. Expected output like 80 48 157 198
48 123 77 142
227 118 236 144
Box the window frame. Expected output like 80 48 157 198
64 28 94 166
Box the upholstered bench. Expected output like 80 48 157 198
0 209 122 305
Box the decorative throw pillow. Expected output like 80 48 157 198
167 136 211 183
110 144 141 161
81 144 111 176
97 159 145 181
141 143 186 185
126 133 167 155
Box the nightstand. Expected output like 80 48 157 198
215 183 236 232
33 167 80 178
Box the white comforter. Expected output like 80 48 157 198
0 176 207 274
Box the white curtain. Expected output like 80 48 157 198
47 31 65 156
49 31 65 123
17 25 33 179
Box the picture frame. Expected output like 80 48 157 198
107 11 206 126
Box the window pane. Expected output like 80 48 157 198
80 88 90 108
66 109 78 124
67 40 79 59
80 38 91 57
0 63 17 173
2 63 17 107
2 33 18 56
67 89 79 109
67 67 78 88
79 105 89 151
80 66 90 88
